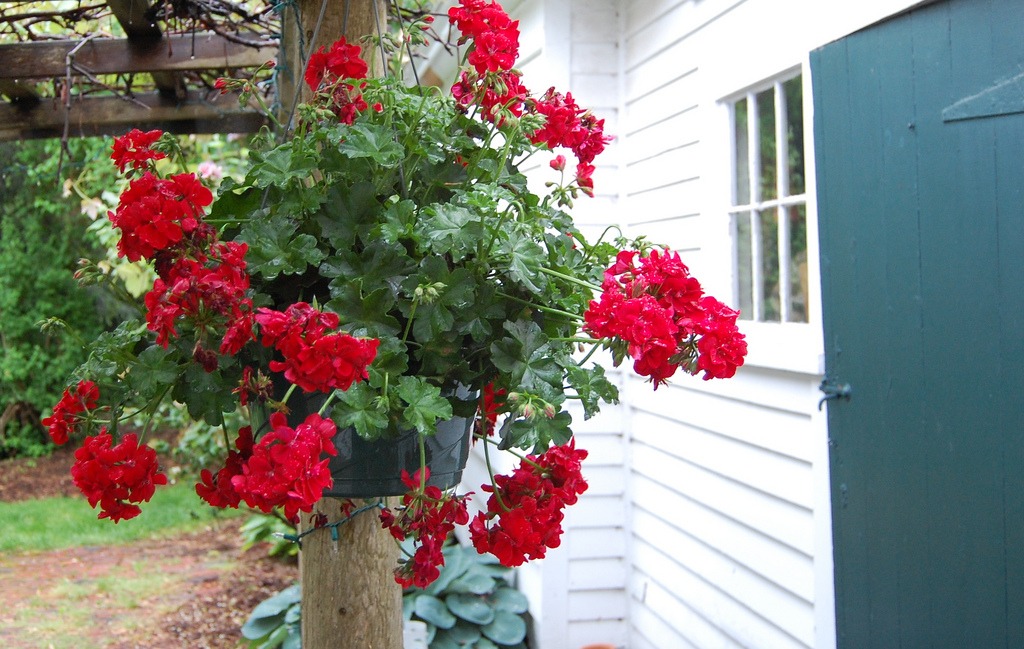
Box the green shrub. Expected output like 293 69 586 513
0 139 109 457
242 583 301 649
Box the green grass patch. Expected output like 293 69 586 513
0 479 244 553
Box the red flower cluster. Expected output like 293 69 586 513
144 240 255 365
230 412 338 522
108 171 213 262
256 302 379 394
106 129 256 371
195 425 254 509
71 431 168 523
304 37 370 124
584 249 748 386
469 441 588 567
449 0 520 75
448 0 527 121
529 88 611 194
447 0 608 194
380 468 470 588
42 380 99 445
109 128 166 173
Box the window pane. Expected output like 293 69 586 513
734 211 753 319
760 208 781 321
757 89 777 201
733 99 750 205
787 204 809 322
784 76 805 196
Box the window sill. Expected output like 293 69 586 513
739 321 824 376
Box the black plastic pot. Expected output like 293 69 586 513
323 415 473 498
274 385 474 498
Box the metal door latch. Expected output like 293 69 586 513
818 379 852 411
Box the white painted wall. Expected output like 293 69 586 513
449 1 930 648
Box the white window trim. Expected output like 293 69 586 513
700 62 824 376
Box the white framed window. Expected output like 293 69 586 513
729 73 808 324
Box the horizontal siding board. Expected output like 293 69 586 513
574 432 625 466
569 0 618 42
625 0 749 71
626 68 699 129
632 530 812 648
569 73 619 109
568 527 627 560
571 42 619 74
625 108 700 164
568 618 630 649
626 144 702 195
568 588 629 621
569 557 628 590
566 494 626 528
631 441 813 553
631 477 814 601
626 178 701 223
630 578 728 649
629 383 816 461
628 364 819 416
630 411 814 509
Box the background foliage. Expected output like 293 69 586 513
0 138 110 457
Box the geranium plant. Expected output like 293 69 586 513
45 0 747 588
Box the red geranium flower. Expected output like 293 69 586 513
71 431 168 523
110 128 166 173
42 380 100 445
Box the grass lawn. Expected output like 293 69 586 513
0 479 244 553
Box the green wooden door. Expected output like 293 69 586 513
811 0 1024 645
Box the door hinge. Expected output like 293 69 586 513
818 379 852 411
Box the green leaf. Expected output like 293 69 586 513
482 611 527 645
397 376 453 436
240 213 327 280
446 593 495 625
125 345 179 395
491 587 529 614
339 123 405 167
441 621 483 644
496 228 547 294
316 181 381 248
490 320 562 390
332 382 390 440
414 594 457 629
565 363 619 419
247 143 317 188
418 203 483 257
447 564 498 595
499 410 572 452
174 364 239 426
425 544 472 596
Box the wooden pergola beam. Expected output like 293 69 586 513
0 89 266 141
0 79 40 105
106 0 181 97
0 34 277 80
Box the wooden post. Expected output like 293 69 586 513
279 2 400 649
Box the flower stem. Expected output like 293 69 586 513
537 266 601 292
480 431 510 513
493 290 583 322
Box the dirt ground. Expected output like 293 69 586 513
0 444 299 649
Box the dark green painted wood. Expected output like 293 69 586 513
812 0 1024 645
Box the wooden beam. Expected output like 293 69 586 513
106 0 181 97
0 90 266 141
0 34 277 80
0 79 40 105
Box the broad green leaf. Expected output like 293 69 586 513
491 587 529 614
441 620 483 644
338 123 405 167
240 214 327 280
446 593 495 625
490 320 561 390
397 376 453 436
414 594 457 629
447 565 498 595
565 363 619 419
482 610 527 645
418 203 483 257
247 144 317 188
333 382 390 440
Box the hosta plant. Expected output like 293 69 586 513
44 0 747 589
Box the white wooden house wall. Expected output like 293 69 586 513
440 1 925 648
